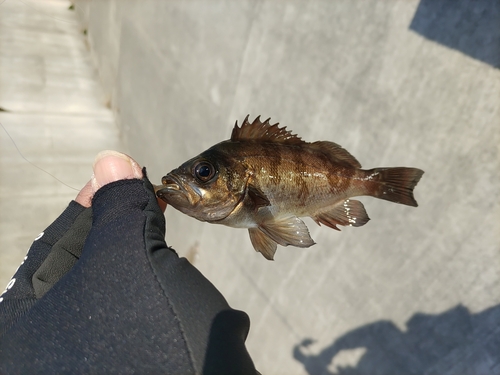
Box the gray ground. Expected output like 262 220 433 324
1 1 499 374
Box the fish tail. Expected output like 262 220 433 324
365 167 424 207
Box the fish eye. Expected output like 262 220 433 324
193 161 216 183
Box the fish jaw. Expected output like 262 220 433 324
156 174 194 213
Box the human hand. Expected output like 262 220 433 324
75 150 167 212
0 150 257 374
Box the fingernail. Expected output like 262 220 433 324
91 150 143 191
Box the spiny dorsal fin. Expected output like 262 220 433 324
231 115 304 145
310 141 362 168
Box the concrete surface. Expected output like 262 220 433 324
2 0 500 374
0 0 122 290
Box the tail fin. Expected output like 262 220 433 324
366 167 424 207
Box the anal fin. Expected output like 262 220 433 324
313 199 370 230
248 228 277 260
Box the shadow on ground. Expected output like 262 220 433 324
409 0 500 68
293 304 500 375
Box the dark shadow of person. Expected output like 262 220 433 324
293 304 500 375
409 0 500 68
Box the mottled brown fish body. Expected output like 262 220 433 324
206 141 361 218
156 116 424 260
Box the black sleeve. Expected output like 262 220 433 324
0 174 257 375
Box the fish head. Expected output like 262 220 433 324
156 147 247 222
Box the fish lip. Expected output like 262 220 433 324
156 174 186 201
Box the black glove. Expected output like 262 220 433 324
0 173 257 375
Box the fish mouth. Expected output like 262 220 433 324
155 175 187 203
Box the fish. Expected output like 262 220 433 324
156 115 424 260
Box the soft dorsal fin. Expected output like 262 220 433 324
310 141 362 168
231 115 304 145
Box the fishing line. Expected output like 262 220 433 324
0 118 80 192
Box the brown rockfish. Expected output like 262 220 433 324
156 116 424 260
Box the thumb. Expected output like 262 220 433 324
91 150 143 192
75 151 143 207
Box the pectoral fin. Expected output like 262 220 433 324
313 199 370 230
259 216 315 248
247 184 271 208
248 228 277 260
